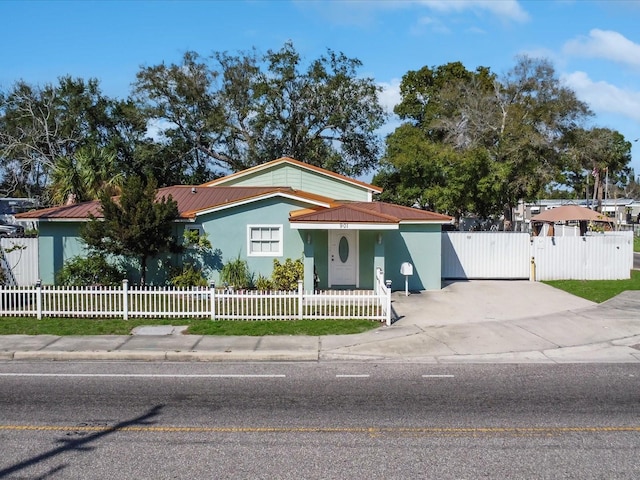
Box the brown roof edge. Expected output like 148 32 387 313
289 201 453 224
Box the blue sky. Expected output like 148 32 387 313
1 0 639 179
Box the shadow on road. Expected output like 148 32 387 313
0 404 164 478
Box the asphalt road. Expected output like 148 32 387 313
0 362 639 479
634 252 640 270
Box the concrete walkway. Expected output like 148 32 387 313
1 281 639 363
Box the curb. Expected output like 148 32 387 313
4 350 321 362
3 347 640 363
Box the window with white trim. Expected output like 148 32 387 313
184 225 204 248
248 225 282 256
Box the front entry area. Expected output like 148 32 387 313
328 229 358 287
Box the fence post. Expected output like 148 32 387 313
122 279 129 321
210 283 216 320
297 280 303 320
35 279 42 320
385 286 391 326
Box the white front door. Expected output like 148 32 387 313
329 230 358 286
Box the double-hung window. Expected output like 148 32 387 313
248 225 282 256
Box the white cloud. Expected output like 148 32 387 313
410 15 451 35
416 0 530 23
377 79 403 136
295 0 529 27
561 71 640 122
563 29 640 68
378 78 402 115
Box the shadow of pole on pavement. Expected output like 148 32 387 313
0 404 165 478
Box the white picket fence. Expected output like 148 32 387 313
0 276 392 324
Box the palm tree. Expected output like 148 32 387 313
50 146 124 205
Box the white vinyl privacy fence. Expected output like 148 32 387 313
442 231 634 281
0 277 392 324
0 237 39 286
531 232 634 281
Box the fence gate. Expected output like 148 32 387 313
442 231 634 281
442 232 531 279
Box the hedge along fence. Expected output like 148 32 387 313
0 279 392 324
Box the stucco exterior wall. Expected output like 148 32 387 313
382 224 442 291
197 196 310 286
37 222 86 284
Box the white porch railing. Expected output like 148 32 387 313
0 279 391 324
376 267 392 326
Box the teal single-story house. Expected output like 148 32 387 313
17 157 453 290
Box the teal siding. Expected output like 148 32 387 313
311 230 328 290
383 224 442 291
37 222 86 285
36 198 444 291
198 196 309 286
40 222 194 286
358 231 376 290
221 164 370 201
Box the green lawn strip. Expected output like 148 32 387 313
543 270 640 303
0 316 381 336
186 318 380 336
635 235 640 253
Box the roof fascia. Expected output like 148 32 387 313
399 220 454 225
187 191 333 219
25 218 90 223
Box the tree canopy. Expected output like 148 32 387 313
133 42 386 180
0 42 386 204
0 47 634 220
375 56 632 220
0 76 151 202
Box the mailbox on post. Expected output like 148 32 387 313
400 262 413 296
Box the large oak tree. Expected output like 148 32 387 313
133 41 386 179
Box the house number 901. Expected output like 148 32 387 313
340 223 349 229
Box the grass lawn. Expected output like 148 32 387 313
635 235 640 252
0 316 382 336
544 269 640 303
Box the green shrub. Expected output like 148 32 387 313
220 255 252 288
169 264 208 288
57 254 125 286
272 258 304 291
183 229 212 250
255 274 273 291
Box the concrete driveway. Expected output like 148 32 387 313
390 280 596 327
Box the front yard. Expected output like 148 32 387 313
1 268 638 335
0 316 381 336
